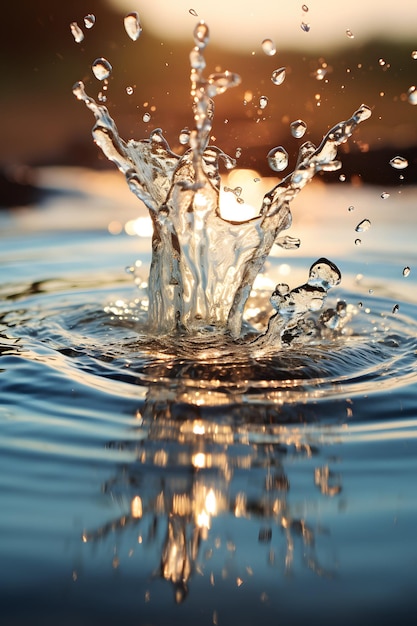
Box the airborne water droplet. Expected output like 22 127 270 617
339 174 346 182
262 38 276 56
290 119 307 138
403 266 411 277
259 95 268 110
301 22 310 32
355 219 371 232
189 8 198 16
348 205 354 211
389 156 408 170
302 4 309 11
267 146 288 172
407 86 417 105
143 112 151 123
381 192 390 199
70 22 84 43
84 14 95 29
412 51 417 60
126 86 134 95
392 304 399 314
124 12 142 41
354 238 361 246
92 58 112 81
179 127 191 145
194 21 210 48
346 29 354 39
271 67 286 86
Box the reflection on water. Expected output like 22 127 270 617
1 173 417 624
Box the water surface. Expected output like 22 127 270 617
1 168 417 625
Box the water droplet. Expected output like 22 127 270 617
403 266 411 277
189 8 198 16
143 112 151 123
126 85 134 95
389 156 408 170
339 174 346 182
354 238 362 246
259 96 268 110
302 4 309 11
235 147 242 158
84 14 95 29
271 67 286 86
392 304 399 314
262 39 276 56
194 21 209 48
301 22 310 32
348 205 354 211
207 71 241 97
290 119 307 138
381 192 390 199
378 58 386 67
70 22 84 43
407 86 417 105
308 258 341 289
412 51 417 60
267 146 288 172
315 68 327 81
124 12 142 41
355 219 371 232
92 58 112 81
179 127 190 145
346 29 354 39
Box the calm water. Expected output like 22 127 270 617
1 167 417 625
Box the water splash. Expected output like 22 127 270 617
73 21 371 345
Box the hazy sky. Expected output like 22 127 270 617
108 0 417 50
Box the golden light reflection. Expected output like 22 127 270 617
83 407 343 600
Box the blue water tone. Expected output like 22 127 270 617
1 170 417 625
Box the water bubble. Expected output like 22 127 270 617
354 238 362 246
179 127 191 145
189 8 198 16
346 29 354 39
92 58 112 81
70 22 84 43
412 51 417 60
389 156 408 170
290 119 307 138
143 112 151 123
403 266 411 277
84 14 95 29
124 12 142 41
194 21 209 48
271 67 286 86
259 96 268 110
381 192 390 199
407 86 417 105
262 39 276 56
355 219 371 232
301 22 310 32
267 146 289 172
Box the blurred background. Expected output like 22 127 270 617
1 0 417 206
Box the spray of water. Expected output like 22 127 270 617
73 21 371 346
